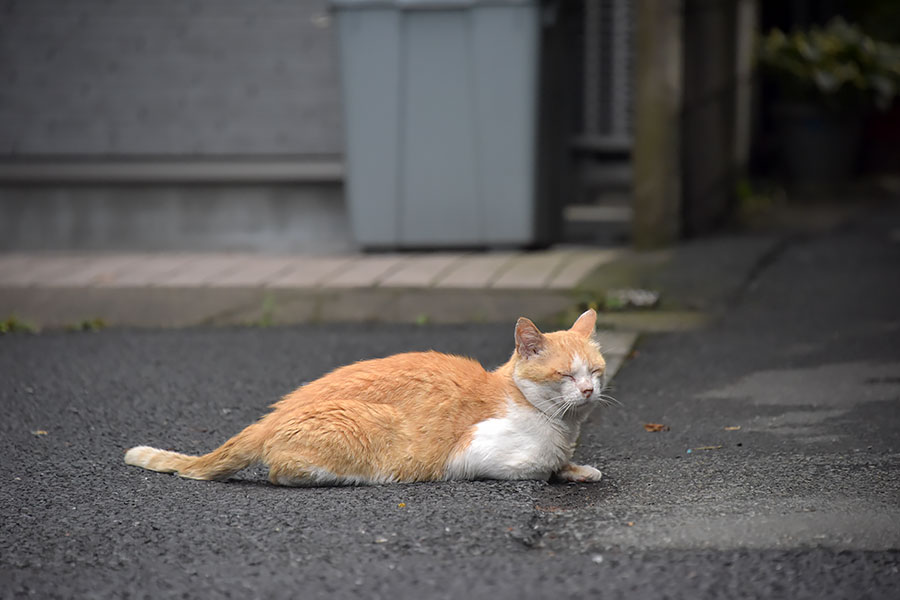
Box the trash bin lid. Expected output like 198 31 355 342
330 0 534 8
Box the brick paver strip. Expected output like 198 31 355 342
152 255 250 287
97 254 194 287
205 256 298 287
491 251 570 289
378 254 467 288
547 249 623 290
432 253 517 289
321 255 408 288
0 255 92 286
266 257 356 288
44 255 147 287
0 254 42 281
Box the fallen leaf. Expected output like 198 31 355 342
626 521 635 527
397 503 406 508
643 423 670 432
31 430 48 436
724 426 741 431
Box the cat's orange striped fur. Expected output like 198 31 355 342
124 310 609 486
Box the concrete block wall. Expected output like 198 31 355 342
0 0 343 156
0 183 352 253
0 0 351 252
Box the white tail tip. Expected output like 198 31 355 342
124 445 157 468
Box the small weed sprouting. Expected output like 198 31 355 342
65 318 107 332
256 294 276 327
604 294 627 311
735 178 786 226
0 315 38 334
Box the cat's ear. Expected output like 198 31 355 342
570 309 597 337
515 317 545 359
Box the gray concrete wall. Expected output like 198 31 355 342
0 183 352 254
0 0 343 156
0 0 350 253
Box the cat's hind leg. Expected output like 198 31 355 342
264 450 361 486
555 462 603 483
265 453 319 486
266 458 375 486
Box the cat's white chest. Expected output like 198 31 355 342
444 399 575 481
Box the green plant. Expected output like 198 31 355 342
758 17 900 111
734 178 785 224
254 294 276 328
65 318 107 332
0 315 38 334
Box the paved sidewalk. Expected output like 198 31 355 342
0 248 624 328
0 223 794 335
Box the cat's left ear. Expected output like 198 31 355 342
570 309 597 337
515 317 545 359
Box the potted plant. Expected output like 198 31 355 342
758 18 900 184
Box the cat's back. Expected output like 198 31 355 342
282 351 499 409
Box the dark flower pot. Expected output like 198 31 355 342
774 103 863 184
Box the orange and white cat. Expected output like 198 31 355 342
124 310 609 486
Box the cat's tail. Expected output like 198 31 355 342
124 423 263 481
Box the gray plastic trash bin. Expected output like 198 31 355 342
331 0 541 248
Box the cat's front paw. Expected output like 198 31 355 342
555 463 603 483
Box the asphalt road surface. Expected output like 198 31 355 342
2 205 899 598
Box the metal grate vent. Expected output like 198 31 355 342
577 0 634 153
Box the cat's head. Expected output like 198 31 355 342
511 309 608 420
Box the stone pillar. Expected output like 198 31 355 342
632 0 683 249
734 0 759 172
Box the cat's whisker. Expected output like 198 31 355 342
598 393 622 406
556 399 581 421
537 397 569 423
530 394 576 422
529 401 561 425
599 393 622 407
544 402 567 423
543 394 570 403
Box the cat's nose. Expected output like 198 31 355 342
579 385 594 398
